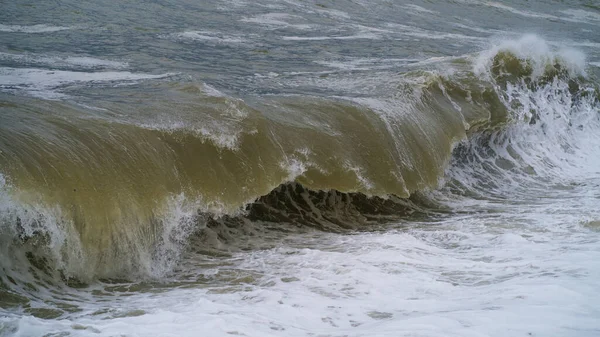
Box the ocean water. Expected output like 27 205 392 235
1 0 600 336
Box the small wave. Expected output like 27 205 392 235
281 33 380 41
481 2 600 25
482 2 557 20
450 22 509 35
170 31 247 44
315 58 418 71
241 13 314 30
282 24 395 41
0 68 174 99
0 52 128 70
563 41 600 49
0 24 74 33
385 23 485 42
402 4 437 15
474 34 587 80
314 7 351 20
560 9 600 25
135 83 251 150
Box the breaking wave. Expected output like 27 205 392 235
0 35 598 288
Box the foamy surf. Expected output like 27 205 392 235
0 68 174 98
0 52 128 70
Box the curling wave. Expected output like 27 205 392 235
0 35 598 286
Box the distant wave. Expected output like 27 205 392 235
0 67 174 98
0 52 128 70
0 24 74 33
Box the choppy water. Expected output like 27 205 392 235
1 0 600 336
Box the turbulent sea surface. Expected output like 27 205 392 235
1 0 600 336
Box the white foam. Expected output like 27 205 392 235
171 31 247 44
201 83 227 97
149 193 206 277
139 120 244 150
0 24 74 33
452 35 600 199
0 176 87 277
294 147 312 158
474 35 587 79
314 7 351 19
241 13 314 30
281 23 392 42
560 9 600 24
451 22 509 35
344 162 374 191
485 2 555 19
282 32 380 41
138 94 249 150
280 158 308 182
0 52 128 69
0 67 173 99
481 2 599 25
563 41 600 49
386 23 485 42
8 203 600 336
403 4 437 15
315 58 417 71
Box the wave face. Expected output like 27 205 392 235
0 35 598 290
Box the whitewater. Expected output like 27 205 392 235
1 0 600 336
